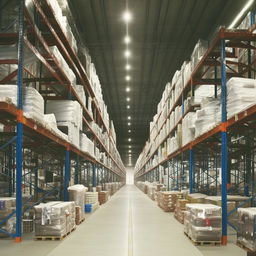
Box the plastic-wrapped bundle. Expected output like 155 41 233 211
0 84 17 106
48 0 63 25
85 192 98 204
191 39 208 71
58 121 80 148
0 64 17 81
182 112 196 146
34 201 75 237
68 185 87 223
194 97 220 137
79 133 95 157
46 100 82 130
48 46 76 85
186 193 207 203
157 191 183 212
237 208 256 252
185 204 221 242
23 87 44 122
74 84 86 107
227 77 256 119
182 61 192 88
192 85 215 105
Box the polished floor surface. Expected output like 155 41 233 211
0 185 245 256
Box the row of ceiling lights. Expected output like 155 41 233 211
123 7 132 166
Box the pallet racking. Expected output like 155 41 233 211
0 0 125 241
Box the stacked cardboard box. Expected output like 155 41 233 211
0 197 16 238
68 185 87 224
98 191 109 205
34 201 76 237
157 191 183 212
174 199 189 224
96 186 102 193
237 208 256 252
186 193 207 203
184 204 222 242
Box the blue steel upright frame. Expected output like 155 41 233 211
220 39 228 245
15 0 25 243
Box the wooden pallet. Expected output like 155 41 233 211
184 232 221 246
174 214 184 224
76 218 85 225
237 241 256 255
35 227 76 241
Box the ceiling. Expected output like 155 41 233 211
69 0 248 167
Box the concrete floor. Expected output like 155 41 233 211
0 185 245 256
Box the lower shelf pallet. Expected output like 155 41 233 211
237 241 256 256
35 227 76 241
184 232 221 246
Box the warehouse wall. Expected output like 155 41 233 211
126 168 134 184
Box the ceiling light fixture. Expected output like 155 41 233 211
128 150 131 153
127 105 130 109
124 50 131 58
128 129 131 133
123 10 132 23
126 75 131 81
128 116 131 120
129 145 131 148
126 64 131 70
128 138 131 142
128 122 131 126
126 87 130 92
124 35 131 44
228 0 254 28
126 97 130 102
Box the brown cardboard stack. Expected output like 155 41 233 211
237 208 256 252
0 197 16 238
96 186 102 192
68 184 87 224
156 184 163 192
186 193 207 203
98 191 109 205
174 199 189 224
157 191 183 212
34 201 76 237
184 204 222 242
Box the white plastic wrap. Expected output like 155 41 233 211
191 39 208 71
46 100 82 130
23 87 44 122
182 112 196 146
0 84 17 106
194 97 220 137
227 77 256 118
74 84 86 107
79 133 95 157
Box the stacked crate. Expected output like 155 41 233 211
157 191 183 212
98 191 109 205
174 199 189 224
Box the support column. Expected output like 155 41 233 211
75 155 79 184
92 163 96 187
189 148 194 194
15 0 25 243
63 149 70 201
220 39 228 245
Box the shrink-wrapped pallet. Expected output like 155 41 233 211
227 77 256 119
34 201 75 237
85 192 98 204
237 208 256 252
0 84 18 106
23 87 44 122
157 191 183 212
174 199 189 224
68 185 87 224
98 191 109 205
191 39 208 71
185 204 222 242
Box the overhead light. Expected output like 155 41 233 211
128 122 131 126
129 145 131 148
127 105 130 109
124 50 131 58
126 75 131 81
126 64 131 70
126 87 130 92
128 150 131 153
128 129 131 133
128 138 131 142
124 35 131 44
126 97 130 102
129 153 132 156
128 116 131 120
123 10 132 23
228 0 254 28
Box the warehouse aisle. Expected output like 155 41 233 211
0 185 245 256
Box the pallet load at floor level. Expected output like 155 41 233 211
184 204 221 244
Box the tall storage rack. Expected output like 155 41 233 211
135 26 256 244
0 0 125 241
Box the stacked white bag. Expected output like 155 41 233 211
0 84 17 105
227 77 256 118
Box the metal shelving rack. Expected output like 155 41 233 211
135 26 256 244
0 0 125 242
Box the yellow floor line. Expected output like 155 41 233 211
128 197 133 256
